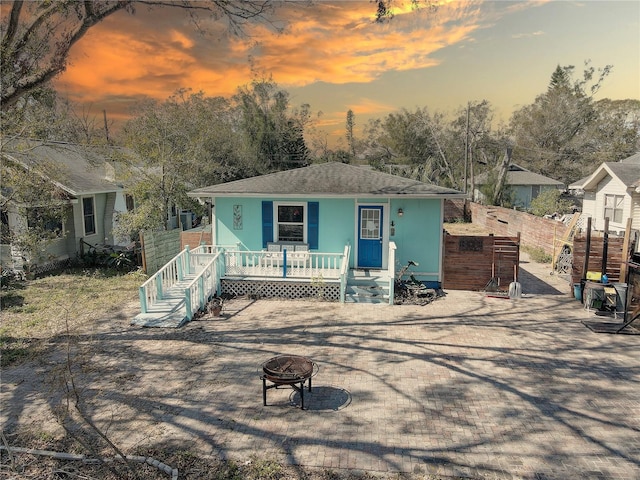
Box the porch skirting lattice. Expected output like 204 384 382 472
221 279 340 301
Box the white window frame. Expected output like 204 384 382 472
82 196 96 236
603 194 624 224
274 202 307 243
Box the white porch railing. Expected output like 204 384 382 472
138 247 192 314
339 244 352 303
223 248 347 280
138 246 221 315
138 244 352 318
184 252 223 321
222 245 351 302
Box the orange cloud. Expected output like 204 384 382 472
52 1 502 123
246 1 482 87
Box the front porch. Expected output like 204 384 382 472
132 243 396 327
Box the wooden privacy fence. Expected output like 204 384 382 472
570 236 636 285
442 234 520 291
570 217 637 285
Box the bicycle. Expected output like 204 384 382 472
394 260 434 305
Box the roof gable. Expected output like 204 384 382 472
578 151 640 191
188 162 464 198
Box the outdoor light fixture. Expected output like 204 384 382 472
397 208 404 217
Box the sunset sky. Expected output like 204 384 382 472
55 0 640 146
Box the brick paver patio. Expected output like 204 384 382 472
2 258 639 479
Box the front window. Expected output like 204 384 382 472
603 194 624 223
276 204 305 242
360 208 381 239
83 197 96 235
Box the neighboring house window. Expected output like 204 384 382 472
276 203 305 242
603 194 624 223
26 208 63 237
531 185 540 199
125 194 135 211
83 197 96 235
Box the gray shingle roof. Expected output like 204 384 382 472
570 152 640 190
609 152 640 188
189 162 465 198
475 164 564 187
2 139 121 196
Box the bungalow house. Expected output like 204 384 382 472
1 139 127 273
568 152 640 236
185 161 466 303
474 163 565 210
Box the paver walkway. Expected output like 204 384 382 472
2 257 639 479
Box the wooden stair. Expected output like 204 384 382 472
131 273 198 328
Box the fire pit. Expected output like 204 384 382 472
261 354 317 409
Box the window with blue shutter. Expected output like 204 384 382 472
262 201 273 248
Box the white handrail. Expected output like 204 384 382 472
388 241 397 305
339 244 352 303
184 252 222 321
139 247 191 313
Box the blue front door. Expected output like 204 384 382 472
357 206 383 268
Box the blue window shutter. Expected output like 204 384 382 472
308 202 319 249
262 201 273 248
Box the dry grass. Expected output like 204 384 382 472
0 267 145 366
443 221 490 236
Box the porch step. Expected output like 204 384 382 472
131 274 198 328
345 271 390 304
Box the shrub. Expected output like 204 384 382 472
523 245 553 264
530 189 573 217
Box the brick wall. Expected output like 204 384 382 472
443 199 469 222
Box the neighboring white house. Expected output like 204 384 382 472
474 163 565 210
1 139 128 272
569 152 640 236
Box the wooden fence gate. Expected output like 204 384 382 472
442 233 520 291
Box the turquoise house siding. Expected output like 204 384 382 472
214 196 355 252
318 198 355 256
390 198 442 282
214 197 263 250
213 196 444 280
